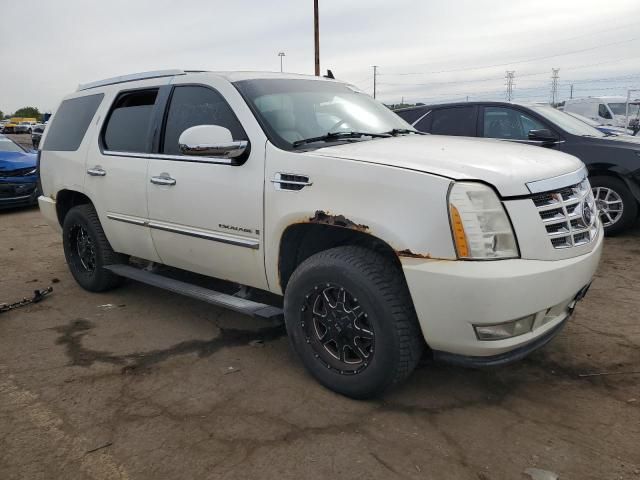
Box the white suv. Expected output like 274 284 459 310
38 70 603 398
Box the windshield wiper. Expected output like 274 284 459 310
383 128 426 136
292 131 391 148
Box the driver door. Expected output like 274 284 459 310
146 81 268 290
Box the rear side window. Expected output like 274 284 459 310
42 93 103 151
430 107 477 136
162 85 247 155
598 104 612 120
103 89 158 153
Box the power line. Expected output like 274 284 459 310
377 36 639 76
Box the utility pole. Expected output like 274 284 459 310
278 52 285 72
314 0 320 76
570 84 574 99
372 65 378 99
550 68 560 106
505 71 515 101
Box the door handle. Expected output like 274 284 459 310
87 166 106 177
150 174 176 186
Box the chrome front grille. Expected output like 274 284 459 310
532 178 598 249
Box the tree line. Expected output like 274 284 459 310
1 107 42 120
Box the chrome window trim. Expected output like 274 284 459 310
102 150 233 165
106 213 259 249
526 167 587 194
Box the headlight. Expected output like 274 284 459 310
25 168 37 176
448 182 519 259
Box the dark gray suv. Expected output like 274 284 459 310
396 101 640 235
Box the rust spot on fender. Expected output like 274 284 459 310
308 210 369 232
396 249 432 259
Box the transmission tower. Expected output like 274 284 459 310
550 68 560 106
505 71 515 101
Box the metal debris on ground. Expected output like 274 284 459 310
578 371 640 378
0 287 53 314
524 467 559 480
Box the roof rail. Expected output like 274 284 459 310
77 69 186 91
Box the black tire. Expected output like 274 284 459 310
284 246 424 399
62 204 125 292
590 176 638 236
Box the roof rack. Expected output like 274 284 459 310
77 69 186 91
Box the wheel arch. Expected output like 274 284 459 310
587 165 640 205
55 189 93 227
278 221 408 294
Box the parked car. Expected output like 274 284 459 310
31 124 45 149
2 120 17 134
38 70 602 398
0 134 38 209
396 101 640 235
15 121 38 134
563 96 640 131
564 111 635 136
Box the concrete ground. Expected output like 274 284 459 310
1 207 639 480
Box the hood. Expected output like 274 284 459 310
0 151 37 174
310 135 584 196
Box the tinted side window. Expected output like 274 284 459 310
103 89 158 153
414 111 432 132
42 94 103 151
396 108 428 125
162 86 247 155
430 107 476 136
483 107 545 140
598 104 612 119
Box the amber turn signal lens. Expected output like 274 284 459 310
450 205 469 257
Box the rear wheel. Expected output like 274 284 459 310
284 246 424 399
590 176 638 235
62 204 125 292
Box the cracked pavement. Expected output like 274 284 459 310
1 207 639 479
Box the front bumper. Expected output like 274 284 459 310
401 228 603 359
0 181 38 209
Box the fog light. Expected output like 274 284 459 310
474 315 535 341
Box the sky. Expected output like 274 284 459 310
1 0 639 114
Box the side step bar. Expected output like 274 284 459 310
104 264 283 320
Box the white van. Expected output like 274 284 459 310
563 96 640 129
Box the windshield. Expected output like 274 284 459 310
609 102 640 116
530 105 605 137
234 79 413 149
0 136 26 153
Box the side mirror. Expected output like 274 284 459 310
178 125 248 159
528 129 559 144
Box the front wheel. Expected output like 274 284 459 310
284 246 424 399
591 176 638 235
62 204 125 292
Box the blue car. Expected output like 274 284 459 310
0 134 39 209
